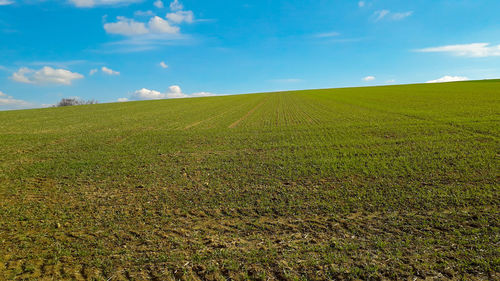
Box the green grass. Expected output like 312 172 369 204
0 81 499 280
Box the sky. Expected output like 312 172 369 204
1 0 500 110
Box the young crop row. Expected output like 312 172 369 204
0 81 498 280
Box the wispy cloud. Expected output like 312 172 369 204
169 0 183 11
416 43 500 58
271 78 303 83
363 76 375 81
374 10 389 21
99 32 192 53
153 0 163 9
134 10 155 17
0 91 33 110
312 33 366 44
26 60 88 68
314 31 340 38
373 10 413 22
68 0 142 8
391 11 413 20
327 37 366 43
0 0 14 6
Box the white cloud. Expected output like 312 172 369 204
11 67 84 85
153 0 163 8
416 43 500 58
363 76 376 81
165 85 187 98
386 79 396 84
169 0 182 11
0 0 14 6
130 85 214 100
0 91 32 109
90 67 120 75
104 16 179 36
104 17 149 36
101 66 120 75
68 0 141 8
132 87 182 99
102 0 194 51
132 88 166 100
10 68 32 84
166 10 194 24
314 31 340 38
117 97 129 102
358 1 365 8
165 0 194 24
426 76 469 83
149 16 179 33
374 10 412 21
160 61 168 68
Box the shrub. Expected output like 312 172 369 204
55 98 98 107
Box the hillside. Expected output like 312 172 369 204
0 81 498 280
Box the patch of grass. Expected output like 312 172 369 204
0 81 499 280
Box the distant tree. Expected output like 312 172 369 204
55 98 98 107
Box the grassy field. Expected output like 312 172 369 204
0 81 498 280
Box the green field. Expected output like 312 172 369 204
0 81 498 280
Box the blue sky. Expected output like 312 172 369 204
1 0 500 110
